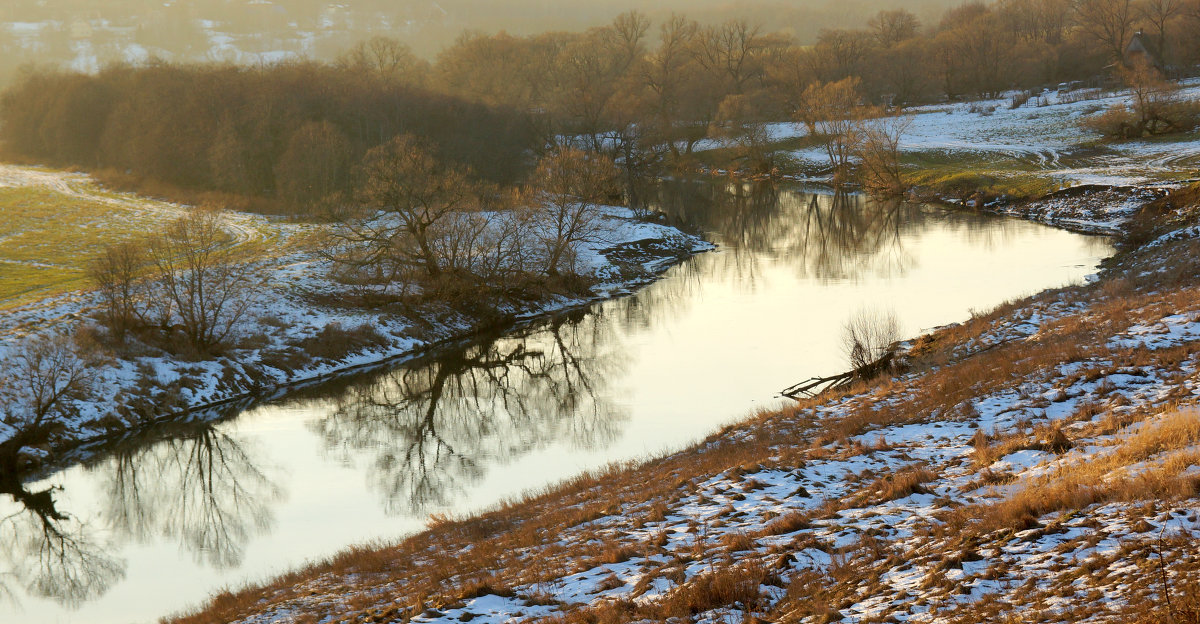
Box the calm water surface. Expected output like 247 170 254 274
1 183 1112 624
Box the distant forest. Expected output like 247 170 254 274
1 63 532 201
3 0 1198 211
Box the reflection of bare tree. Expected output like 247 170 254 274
96 426 281 569
654 179 1064 287
619 179 1063 340
0 481 124 609
311 311 628 515
790 191 915 282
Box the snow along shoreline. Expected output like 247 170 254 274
0 164 714 471
2 158 1178 475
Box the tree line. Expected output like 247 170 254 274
0 61 535 209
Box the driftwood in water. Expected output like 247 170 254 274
781 351 896 399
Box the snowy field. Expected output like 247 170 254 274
891 81 1200 187
698 81 1200 192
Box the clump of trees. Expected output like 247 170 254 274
529 147 619 277
330 134 480 283
325 138 619 296
795 77 912 195
89 209 258 354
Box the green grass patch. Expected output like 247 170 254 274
1109 129 1200 146
0 181 307 310
901 150 1065 199
0 186 170 308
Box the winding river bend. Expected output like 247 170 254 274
2 182 1112 624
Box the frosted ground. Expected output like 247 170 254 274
0 164 710 455
886 80 1200 187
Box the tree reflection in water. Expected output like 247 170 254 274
0 482 124 609
655 179 933 282
311 310 629 515
0 418 280 610
96 424 281 569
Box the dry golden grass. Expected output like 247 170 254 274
966 409 1200 534
856 464 937 505
165 226 1200 624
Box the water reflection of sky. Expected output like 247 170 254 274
1 183 1112 624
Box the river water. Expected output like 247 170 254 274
1 182 1112 624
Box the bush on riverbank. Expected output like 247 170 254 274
1083 61 1200 139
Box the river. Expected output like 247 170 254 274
0 182 1113 624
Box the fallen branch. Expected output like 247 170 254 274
781 351 896 400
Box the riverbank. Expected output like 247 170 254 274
162 180 1200 624
697 79 1200 237
0 163 712 472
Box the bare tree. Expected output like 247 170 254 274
338 135 477 281
605 88 670 216
1074 0 1137 63
855 114 913 197
691 19 770 95
811 28 875 82
337 36 429 85
88 242 150 342
1125 58 1179 130
869 9 921 48
643 14 717 160
147 210 256 353
1138 0 1184 63
796 77 865 182
710 93 775 174
549 12 649 154
842 307 902 372
783 302 905 398
0 335 95 473
530 147 617 276
602 10 652 71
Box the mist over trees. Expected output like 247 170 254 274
0 0 966 66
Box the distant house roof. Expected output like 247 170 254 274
1125 31 1161 68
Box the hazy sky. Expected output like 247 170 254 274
0 0 962 82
